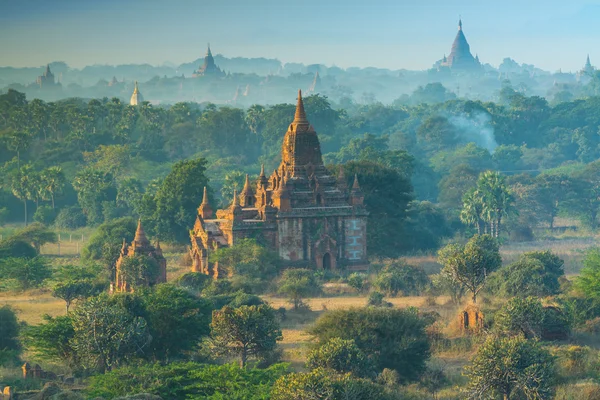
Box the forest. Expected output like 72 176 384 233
3 80 600 399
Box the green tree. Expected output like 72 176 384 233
438 234 501 303
465 336 555 400
142 284 213 360
71 296 150 372
306 338 373 377
72 167 116 225
463 171 515 237
488 251 564 298
52 280 102 313
25 315 77 367
10 164 37 225
494 297 546 339
81 217 137 274
309 307 430 381
574 248 600 301
210 304 282 368
117 255 160 290
151 158 210 242
0 257 52 290
336 160 413 257
0 306 21 365
373 260 429 296
210 238 279 293
11 222 57 253
40 166 65 209
271 368 388 400
277 268 322 311
86 362 287 400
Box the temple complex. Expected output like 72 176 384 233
129 81 144 105
113 220 167 292
193 44 225 77
190 90 368 278
438 19 482 72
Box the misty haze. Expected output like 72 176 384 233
1 1 600 399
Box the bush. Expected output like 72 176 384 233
310 307 431 382
86 362 288 400
33 205 57 225
347 272 369 293
0 238 37 258
367 291 392 307
177 272 212 293
54 206 87 229
373 261 429 297
306 338 373 377
0 207 9 225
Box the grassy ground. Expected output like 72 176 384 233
2 223 600 398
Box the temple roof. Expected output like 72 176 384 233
444 19 480 70
279 90 324 176
134 219 150 246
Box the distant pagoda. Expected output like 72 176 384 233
36 65 58 88
438 19 482 72
130 81 144 105
193 44 225 77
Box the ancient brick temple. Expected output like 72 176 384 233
112 220 167 292
190 90 368 278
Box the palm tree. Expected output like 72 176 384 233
460 189 485 234
10 165 37 226
477 171 515 238
41 166 65 209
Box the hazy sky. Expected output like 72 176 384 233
1 0 600 72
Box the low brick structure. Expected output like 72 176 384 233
459 303 484 333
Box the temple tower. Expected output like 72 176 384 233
130 81 144 105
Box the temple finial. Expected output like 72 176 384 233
243 174 250 190
232 189 239 206
260 164 265 177
458 16 462 30
202 186 209 204
293 89 308 124
134 218 149 245
352 174 361 190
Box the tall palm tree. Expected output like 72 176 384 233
477 171 515 238
460 189 485 235
41 166 65 209
10 164 36 226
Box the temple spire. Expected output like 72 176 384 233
134 219 149 245
198 186 213 219
458 17 462 31
260 164 265 177
232 189 239 207
202 186 209 205
352 174 361 190
293 89 308 124
207 43 212 57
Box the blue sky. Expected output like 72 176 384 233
1 0 599 71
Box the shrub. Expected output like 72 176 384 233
0 306 21 365
367 291 392 307
177 272 212 293
0 207 9 224
33 205 57 225
347 272 369 293
277 269 322 311
374 260 430 297
0 238 37 258
54 206 87 229
86 362 288 400
310 307 431 381
306 338 373 377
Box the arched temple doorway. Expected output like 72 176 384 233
322 253 331 270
